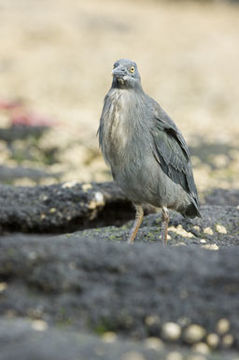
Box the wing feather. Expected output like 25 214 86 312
150 101 200 211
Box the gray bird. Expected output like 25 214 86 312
98 59 201 245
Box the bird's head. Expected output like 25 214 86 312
112 59 142 90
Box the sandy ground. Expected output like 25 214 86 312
0 0 239 193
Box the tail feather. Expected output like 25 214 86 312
184 199 201 218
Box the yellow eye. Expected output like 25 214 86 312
129 66 135 73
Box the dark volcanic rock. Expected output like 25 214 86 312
0 318 236 360
70 204 239 248
0 182 133 233
0 165 60 184
0 182 238 244
141 205 239 247
0 318 159 360
0 183 239 357
0 228 238 349
205 188 239 206
0 125 48 142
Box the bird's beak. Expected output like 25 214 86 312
112 67 126 79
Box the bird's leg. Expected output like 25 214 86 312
161 206 169 246
128 204 144 244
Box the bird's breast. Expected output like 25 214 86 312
101 90 136 165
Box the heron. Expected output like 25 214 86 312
98 59 201 245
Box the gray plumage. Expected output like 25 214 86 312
98 59 201 244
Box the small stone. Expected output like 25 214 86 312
222 334 234 348
94 191 104 203
88 192 105 209
187 355 206 360
202 244 219 251
216 318 230 334
203 227 213 235
168 225 193 238
192 342 210 354
0 282 7 292
173 242 186 247
166 351 183 360
206 333 219 348
199 239 206 244
31 320 48 331
161 322 181 341
193 226 200 232
62 180 78 188
145 315 160 327
183 324 206 344
102 331 117 343
215 224 227 234
122 352 146 360
145 337 164 350
82 183 92 191
49 208 56 213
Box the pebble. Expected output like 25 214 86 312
173 242 186 247
206 333 219 348
102 331 117 343
187 355 207 360
145 315 160 327
31 320 48 331
183 324 206 344
222 334 234 348
203 227 213 235
0 282 7 292
168 225 193 238
193 226 200 232
166 351 183 360
192 342 210 354
215 224 227 234
88 191 105 209
201 244 219 251
161 322 181 341
82 183 92 191
145 337 164 350
216 318 230 334
62 180 78 188
122 352 146 360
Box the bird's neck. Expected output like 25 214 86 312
111 79 144 93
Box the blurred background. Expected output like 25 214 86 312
0 0 238 195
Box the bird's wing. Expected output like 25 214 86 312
150 101 200 207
